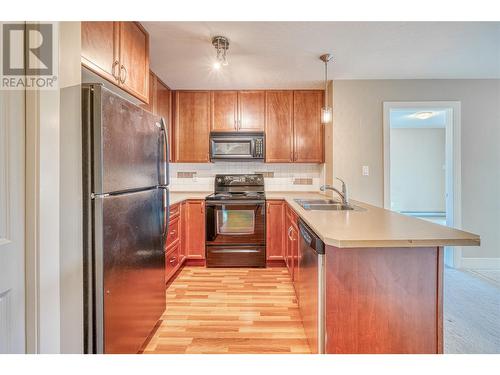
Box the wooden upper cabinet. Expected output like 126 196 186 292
156 79 173 162
140 70 156 113
81 22 119 83
211 91 238 132
265 91 294 162
81 22 149 103
174 91 211 162
119 22 149 103
238 91 265 131
266 200 285 261
293 90 324 163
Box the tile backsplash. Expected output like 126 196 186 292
170 163 324 192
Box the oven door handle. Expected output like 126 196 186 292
205 200 265 206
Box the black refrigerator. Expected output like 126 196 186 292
82 83 169 354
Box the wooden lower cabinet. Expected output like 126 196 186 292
165 203 183 283
266 200 285 261
165 241 181 283
325 246 444 354
182 200 206 260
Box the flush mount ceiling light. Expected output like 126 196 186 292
409 111 436 120
212 36 230 70
320 53 334 124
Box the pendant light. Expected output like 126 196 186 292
320 53 334 124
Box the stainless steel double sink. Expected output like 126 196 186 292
294 199 365 211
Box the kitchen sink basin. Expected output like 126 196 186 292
294 199 365 211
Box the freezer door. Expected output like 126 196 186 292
84 84 167 194
92 188 166 354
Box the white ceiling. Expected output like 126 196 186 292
142 22 500 89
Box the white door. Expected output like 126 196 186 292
0 88 26 353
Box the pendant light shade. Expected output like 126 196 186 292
320 53 334 124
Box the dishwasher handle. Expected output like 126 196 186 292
298 219 325 255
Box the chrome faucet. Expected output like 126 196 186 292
320 177 349 205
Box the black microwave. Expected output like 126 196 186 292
209 132 265 161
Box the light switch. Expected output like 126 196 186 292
362 165 369 176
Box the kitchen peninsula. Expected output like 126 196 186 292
168 190 480 354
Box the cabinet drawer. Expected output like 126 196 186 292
165 243 181 283
169 203 180 219
166 216 180 248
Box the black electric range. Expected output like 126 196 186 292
205 174 266 267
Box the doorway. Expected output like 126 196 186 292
0 85 26 353
383 101 461 268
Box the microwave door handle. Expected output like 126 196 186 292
251 140 256 157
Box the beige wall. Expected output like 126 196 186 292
390 128 445 212
332 79 500 265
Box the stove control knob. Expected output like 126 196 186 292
217 178 222 183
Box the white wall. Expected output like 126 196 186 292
332 79 500 266
58 22 83 353
390 128 446 212
25 21 83 354
170 163 323 192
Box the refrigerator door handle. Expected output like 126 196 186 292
159 118 169 187
159 186 170 247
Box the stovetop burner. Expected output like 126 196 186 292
206 174 266 201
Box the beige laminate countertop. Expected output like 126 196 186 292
169 191 212 205
169 191 480 249
266 192 481 248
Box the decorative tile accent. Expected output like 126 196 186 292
293 178 313 185
255 171 274 178
177 172 197 178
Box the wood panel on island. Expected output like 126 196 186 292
81 21 150 103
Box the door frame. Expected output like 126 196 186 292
383 101 462 268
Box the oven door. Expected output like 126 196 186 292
206 200 265 245
210 137 255 160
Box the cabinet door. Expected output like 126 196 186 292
81 21 119 83
185 200 206 259
140 70 156 113
238 91 265 131
293 90 324 163
119 22 149 103
156 79 173 162
265 91 293 162
174 91 210 162
211 91 238 132
266 200 285 261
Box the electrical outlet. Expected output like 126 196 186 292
362 165 369 176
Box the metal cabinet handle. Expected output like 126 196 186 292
287 226 293 241
112 60 120 81
119 65 127 84
169 256 177 265
170 229 176 236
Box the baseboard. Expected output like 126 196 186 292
266 259 286 267
459 257 500 270
184 258 206 267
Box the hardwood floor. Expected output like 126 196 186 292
143 267 311 354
